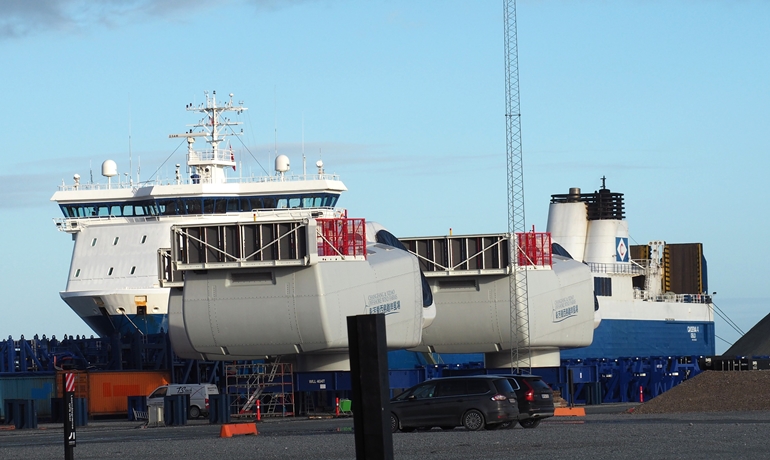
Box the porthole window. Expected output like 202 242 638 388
130 266 136 275
113 237 119 245
108 267 114 276
75 269 81 277
91 238 97 247
141 235 147 244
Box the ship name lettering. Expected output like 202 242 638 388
368 300 401 315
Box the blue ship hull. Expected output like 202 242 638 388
388 319 715 369
561 318 715 360
82 313 168 338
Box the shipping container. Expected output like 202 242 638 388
56 370 170 417
0 373 57 419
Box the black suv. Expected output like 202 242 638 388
390 376 519 432
504 375 555 428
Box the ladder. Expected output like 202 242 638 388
239 360 282 413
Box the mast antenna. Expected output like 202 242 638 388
274 86 277 174
128 96 133 186
504 0 531 373
302 113 306 176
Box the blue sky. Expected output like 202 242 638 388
0 1 767 355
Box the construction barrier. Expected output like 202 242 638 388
220 423 258 438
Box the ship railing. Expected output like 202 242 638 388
222 173 341 184
587 262 645 276
187 150 234 164
53 208 340 231
633 289 712 304
53 215 164 232
56 181 143 191
56 172 342 192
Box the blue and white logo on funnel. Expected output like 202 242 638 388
616 237 629 262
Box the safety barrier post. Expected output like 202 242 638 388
63 373 76 460
639 385 644 403
335 397 340 417
256 400 261 422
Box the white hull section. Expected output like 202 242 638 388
169 242 427 370
413 256 595 368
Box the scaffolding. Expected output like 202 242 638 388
226 362 294 418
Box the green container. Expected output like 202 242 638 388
0 374 57 419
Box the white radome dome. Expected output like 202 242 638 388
101 160 118 177
275 155 290 173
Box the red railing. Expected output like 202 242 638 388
316 218 367 259
516 231 552 267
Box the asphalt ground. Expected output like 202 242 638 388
1 405 768 460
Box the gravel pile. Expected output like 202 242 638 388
632 370 770 414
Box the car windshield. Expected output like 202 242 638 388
149 387 167 398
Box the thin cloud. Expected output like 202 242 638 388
0 173 61 209
1 0 325 40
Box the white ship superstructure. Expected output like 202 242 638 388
548 184 716 359
52 91 346 337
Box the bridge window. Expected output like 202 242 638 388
91 238 97 247
113 237 119 246
75 269 80 277
141 235 147 244
226 198 240 212
186 199 202 214
130 266 136 275
58 192 339 219
594 277 612 296
108 267 114 276
214 198 227 213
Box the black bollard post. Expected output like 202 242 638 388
347 314 393 460
63 373 77 460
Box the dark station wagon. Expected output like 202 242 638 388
503 374 555 428
390 375 519 432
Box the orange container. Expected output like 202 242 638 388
57 370 170 416
55 371 88 398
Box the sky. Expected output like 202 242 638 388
0 0 767 355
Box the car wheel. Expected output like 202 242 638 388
390 413 399 433
188 406 201 419
440 426 455 431
519 418 541 429
462 409 485 431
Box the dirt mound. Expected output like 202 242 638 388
632 370 770 414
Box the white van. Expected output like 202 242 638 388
147 384 220 418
